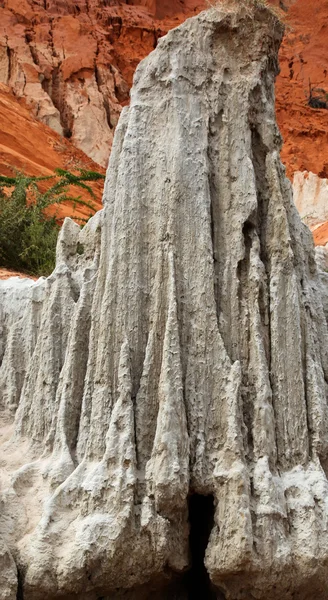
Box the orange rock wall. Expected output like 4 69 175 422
0 0 162 166
276 0 328 179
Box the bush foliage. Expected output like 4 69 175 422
0 169 104 277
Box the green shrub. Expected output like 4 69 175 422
0 169 104 277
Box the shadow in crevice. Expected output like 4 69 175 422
185 494 221 600
16 567 24 600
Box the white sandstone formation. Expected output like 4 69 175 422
315 245 328 324
293 170 328 228
1 4 328 599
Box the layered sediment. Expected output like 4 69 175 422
1 5 328 599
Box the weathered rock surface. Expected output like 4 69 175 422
293 171 328 246
315 245 328 322
313 222 328 248
0 82 104 221
0 0 169 167
275 0 328 180
1 4 328 599
293 170 328 228
2 0 328 187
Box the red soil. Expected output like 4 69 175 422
0 268 37 280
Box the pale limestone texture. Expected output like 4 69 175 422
1 5 328 600
293 170 328 227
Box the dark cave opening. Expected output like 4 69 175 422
185 494 217 600
16 568 24 600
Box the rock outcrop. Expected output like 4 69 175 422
2 0 328 186
0 0 172 167
293 170 328 229
0 82 104 220
293 171 328 246
1 4 328 599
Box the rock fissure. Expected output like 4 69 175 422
16 568 24 600
186 494 217 600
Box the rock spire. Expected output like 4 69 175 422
1 4 328 599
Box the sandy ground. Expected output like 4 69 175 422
0 268 37 281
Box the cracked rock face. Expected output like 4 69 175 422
1 5 328 600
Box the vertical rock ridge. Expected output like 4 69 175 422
0 278 45 416
146 250 189 518
14 268 77 446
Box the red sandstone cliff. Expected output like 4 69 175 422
0 0 167 166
